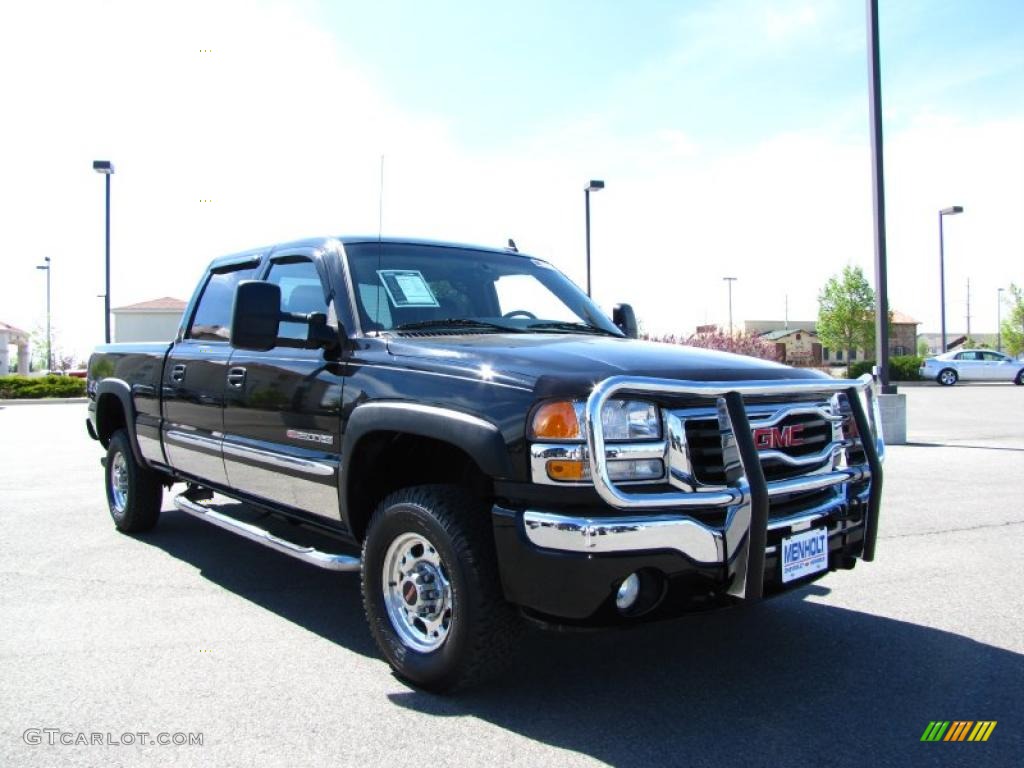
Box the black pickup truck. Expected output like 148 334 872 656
87 236 884 691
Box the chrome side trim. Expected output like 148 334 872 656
165 429 222 451
221 439 335 477
172 494 359 571
363 400 502 431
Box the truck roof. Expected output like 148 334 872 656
207 236 530 271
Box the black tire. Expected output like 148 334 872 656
105 429 162 533
937 368 958 386
1015 369 1024 386
361 484 520 692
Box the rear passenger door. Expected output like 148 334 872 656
221 252 345 520
955 351 984 381
163 260 259 485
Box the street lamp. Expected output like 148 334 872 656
938 205 963 352
35 257 51 371
584 179 604 297
997 287 1005 353
93 160 115 343
723 277 737 335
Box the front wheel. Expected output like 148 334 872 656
1015 369 1024 386
361 485 520 691
105 429 162 532
938 368 958 386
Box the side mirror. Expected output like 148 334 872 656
231 281 281 351
612 303 638 339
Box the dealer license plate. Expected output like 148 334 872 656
780 527 828 583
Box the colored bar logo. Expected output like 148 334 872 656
920 721 997 742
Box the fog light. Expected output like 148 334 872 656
616 573 641 611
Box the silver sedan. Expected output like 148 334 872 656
920 349 1024 386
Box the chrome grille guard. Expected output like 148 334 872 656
582 374 885 601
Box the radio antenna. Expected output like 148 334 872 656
374 154 385 336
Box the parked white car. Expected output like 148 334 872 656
920 349 1024 386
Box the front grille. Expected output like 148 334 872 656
683 406 835 485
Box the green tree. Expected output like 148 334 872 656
916 337 929 357
1001 283 1024 356
817 265 876 375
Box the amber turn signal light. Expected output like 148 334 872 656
531 401 580 439
546 460 586 481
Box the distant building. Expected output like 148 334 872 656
112 297 187 343
760 328 821 365
745 310 920 364
0 320 31 373
917 333 999 355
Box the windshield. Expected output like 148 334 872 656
344 242 622 336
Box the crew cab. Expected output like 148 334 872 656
86 236 885 691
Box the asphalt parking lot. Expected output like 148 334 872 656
1 385 1022 768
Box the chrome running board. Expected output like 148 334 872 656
172 493 360 572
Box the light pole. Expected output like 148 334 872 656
997 287 1005 353
584 179 604 297
723 277 737 335
93 160 115 343
35 257 51 371
938 205 963 353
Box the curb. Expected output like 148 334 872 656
0 398 89 406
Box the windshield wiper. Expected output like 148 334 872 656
393 318 524 333
525 321 620 336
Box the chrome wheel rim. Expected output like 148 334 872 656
382 532 453 653
940 371 956 385
110 452 129 513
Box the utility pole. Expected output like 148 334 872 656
997 287 1005 352
966 278 971 341
866 0 893 392
723 277 737 335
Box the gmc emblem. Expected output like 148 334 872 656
752 423 805 450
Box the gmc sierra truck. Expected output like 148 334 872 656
86 236 884 691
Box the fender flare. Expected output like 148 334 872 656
93 379 146 467
340 401 514 516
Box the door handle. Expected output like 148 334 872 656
227 367 247 388
171 363 186 383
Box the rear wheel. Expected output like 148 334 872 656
938 368 958 386
361 484 520 691
1015 369 1024 386
105 429 162 532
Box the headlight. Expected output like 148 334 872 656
531 399 664 484
600 400 661 440
531 399 661 441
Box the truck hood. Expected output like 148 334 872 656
385 334 827 396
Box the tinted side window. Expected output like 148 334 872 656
187 265 258 341
267 259 329 340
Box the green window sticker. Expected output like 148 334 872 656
376 269 440 308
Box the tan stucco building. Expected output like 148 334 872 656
112 297 187 343
1 321 31 374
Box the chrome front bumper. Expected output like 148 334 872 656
525 374 884 601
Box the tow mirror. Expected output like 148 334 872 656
231 281 281 351
613 303 639 338
231 280 340 352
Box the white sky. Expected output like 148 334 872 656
1 0 1021 361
